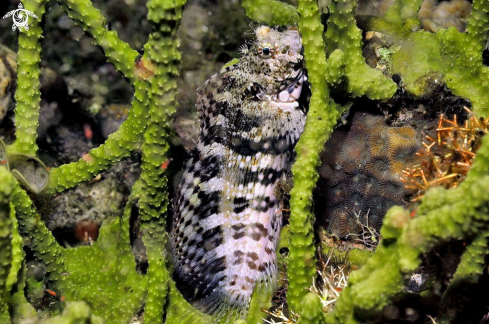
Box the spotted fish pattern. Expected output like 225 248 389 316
170 26 307 319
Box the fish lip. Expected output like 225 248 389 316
257 71 305 104
258 69 304 98
282 68 304 89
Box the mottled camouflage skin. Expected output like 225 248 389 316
171 26 307 318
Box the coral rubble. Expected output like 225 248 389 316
419 0 472 33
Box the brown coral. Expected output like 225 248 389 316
315 112 421 237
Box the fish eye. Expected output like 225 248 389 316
258 44 274 58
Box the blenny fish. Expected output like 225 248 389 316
170 26 307 320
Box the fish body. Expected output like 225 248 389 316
171 26 307 319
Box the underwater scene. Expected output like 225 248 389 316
1 0 489 323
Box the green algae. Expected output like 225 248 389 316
287 0 393 312
132 1 185 321
40 301 103 324
0 139 49 194
242 0 299 26
324 0 397 100
0 167 15 322
59 213 146 321
369 0 489 116
57 0 139 83
296 293 326 324
2 0 186 322
439 230 489 321
287 0 335 312
8 0 47 155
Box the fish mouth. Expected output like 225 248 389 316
259 70 305 104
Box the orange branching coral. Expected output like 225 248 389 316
401 107 489 202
